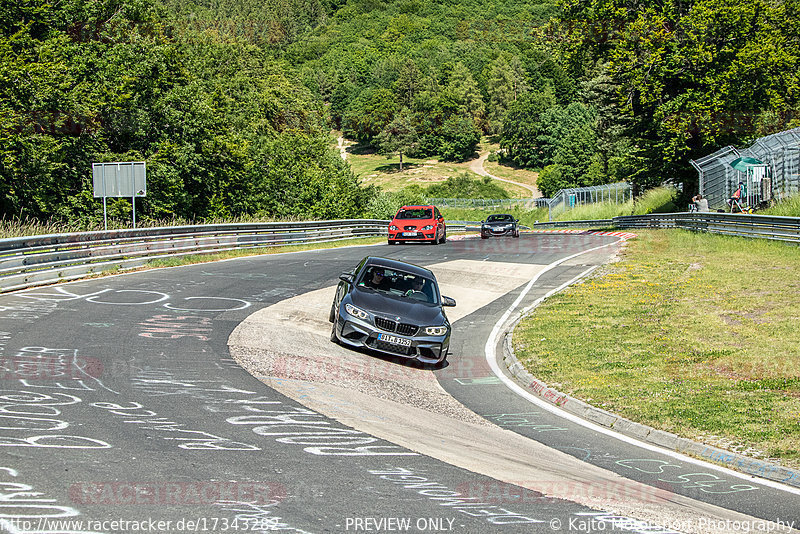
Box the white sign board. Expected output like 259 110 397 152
92 162 146 197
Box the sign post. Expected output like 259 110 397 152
92 162 146 229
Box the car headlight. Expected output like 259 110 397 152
425 326 448 336
345 303 369 320
389 225 399 231
421 225 433 231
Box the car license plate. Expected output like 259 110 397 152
378 333 412 347
402 232 417 236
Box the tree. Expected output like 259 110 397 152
486 53 530 134
342 87 398 143
445 62 485 127
375 111 419 171
438 116 480 162
557 0 800 192
499 88 557 168
394 58 423 108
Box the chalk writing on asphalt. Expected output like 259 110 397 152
616 459 758 494
0 390 110 449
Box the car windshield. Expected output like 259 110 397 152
487 214 513 222
395 208 432 219
358 267 438 303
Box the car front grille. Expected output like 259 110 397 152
375 316 396 331
397 323 418 336
374 317 419 336
404 225 417 231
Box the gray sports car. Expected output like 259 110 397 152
329 256 456 365
480 213 520 238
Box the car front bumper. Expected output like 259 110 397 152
334 314 449 365
389 231 436 241
481 227 516 237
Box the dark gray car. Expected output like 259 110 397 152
329 256 456 365
480 213 520 238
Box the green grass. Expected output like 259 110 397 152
342 135 534 199
439 206 549 227
552 201 630 221
547 186 679 221
512 229 800 467
758 194 800 217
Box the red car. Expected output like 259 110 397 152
388 205 446 245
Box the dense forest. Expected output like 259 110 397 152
1 0 798 223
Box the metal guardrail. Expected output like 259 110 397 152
0 220 389 293
532 212 800 244
1 214 796 294
612 212 800 243
0 219 477 294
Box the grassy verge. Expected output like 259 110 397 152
758 195 800 217
512 229 800 467
0 215 307 239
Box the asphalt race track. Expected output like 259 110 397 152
0 233 797 534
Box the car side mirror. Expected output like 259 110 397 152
339 273 354 283
442 296 456 307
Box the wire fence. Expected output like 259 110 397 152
546 182 633 220
691 127 800 211
429 182 633 221
426 198 549 209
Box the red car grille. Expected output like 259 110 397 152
404 225 418 231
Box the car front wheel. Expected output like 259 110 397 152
330 320 339 343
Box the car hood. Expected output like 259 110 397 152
484 220 514 227
352 289 445 325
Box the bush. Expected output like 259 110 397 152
536 164 571 198
425 173 509 199
366 189 428 219
631 186 678 215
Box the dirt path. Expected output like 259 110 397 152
470 152 541 197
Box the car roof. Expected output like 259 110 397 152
488 213 513 218
397 205 434 210
363 256 434 278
